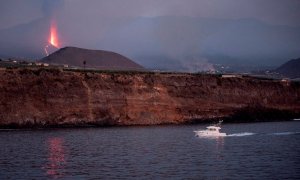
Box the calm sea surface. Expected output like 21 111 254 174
0 121 300 179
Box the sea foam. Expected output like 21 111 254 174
269 132 300 136
226 132 256 137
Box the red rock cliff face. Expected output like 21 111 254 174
0 68 299 127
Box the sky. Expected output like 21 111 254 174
0 0 300 71
1 0 300 29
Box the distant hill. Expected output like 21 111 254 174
1 16 300 71
98 17 300 69
275 58 300 78
41 47 144 70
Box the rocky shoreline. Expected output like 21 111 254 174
0 68 299 128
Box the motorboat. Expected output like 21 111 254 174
194 121 226 137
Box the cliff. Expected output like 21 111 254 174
0 68 299 127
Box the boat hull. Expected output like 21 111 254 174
194 130 227 137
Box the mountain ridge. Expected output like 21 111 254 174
1 16 300 71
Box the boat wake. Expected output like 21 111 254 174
269 132 300 136
226 132 256 137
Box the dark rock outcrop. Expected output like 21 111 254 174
0 68 299 128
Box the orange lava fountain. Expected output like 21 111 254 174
49 21 59 48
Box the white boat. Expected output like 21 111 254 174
194 121 226 137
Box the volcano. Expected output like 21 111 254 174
41 47 145 70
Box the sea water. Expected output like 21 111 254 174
0 121 299 179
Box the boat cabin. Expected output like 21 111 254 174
206 126 221 131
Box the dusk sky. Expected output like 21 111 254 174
1 0 300 71
1 0 300 29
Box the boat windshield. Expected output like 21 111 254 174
206 126 220 131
